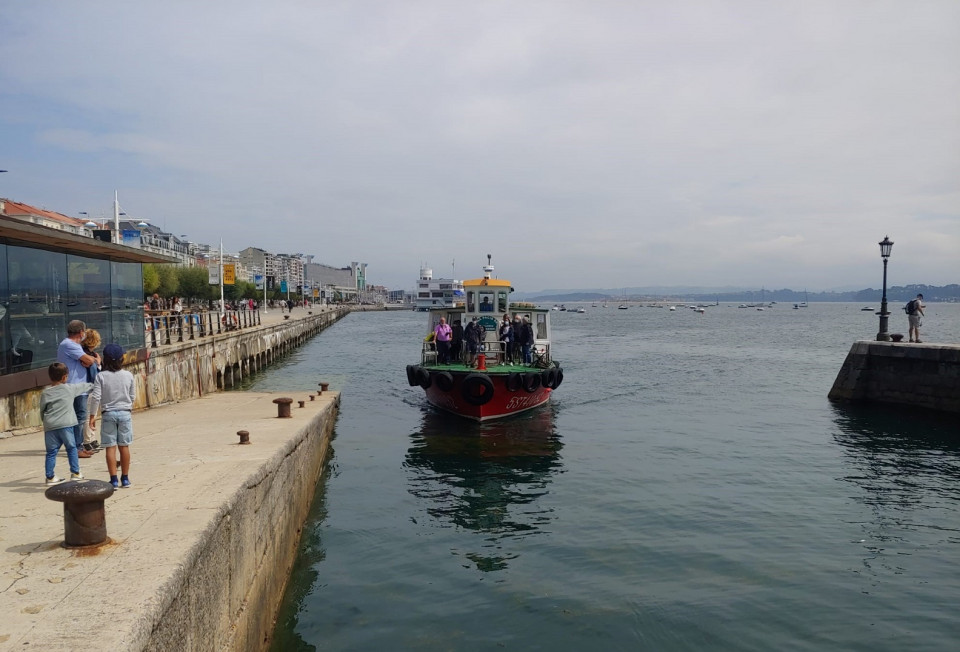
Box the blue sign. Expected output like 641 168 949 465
121 230 141 248
280 280 287 293
254 274 264 290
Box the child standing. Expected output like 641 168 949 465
40 363 93 485
87 343 136 488
80 328 102 455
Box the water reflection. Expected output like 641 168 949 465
831 404 960 578
404 407 562 572
269 444 337 652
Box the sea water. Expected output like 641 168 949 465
250 303 960 651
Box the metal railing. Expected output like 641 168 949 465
145 309 262 348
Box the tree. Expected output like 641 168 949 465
157 264 179 297
142 264 160 295
177 266 212 304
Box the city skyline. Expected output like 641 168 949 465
1 1 957 293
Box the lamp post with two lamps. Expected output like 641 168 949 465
875 235 894 341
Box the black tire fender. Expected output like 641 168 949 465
433 371 454 391
522 372 541 393
416 367 432 389
541 367 558 389
505 372 523 392
406 365 419 387
461 373 495 406
553 367 564 389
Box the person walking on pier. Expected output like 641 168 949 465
40 363 92 485
88 343 136 489
434 317 452 364
907 293 925 343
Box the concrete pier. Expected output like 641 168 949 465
0 390 338 651
828 340 960 413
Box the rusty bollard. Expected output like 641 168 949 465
309 394 316 401
237 430 251 445
273 397 294 418
318 382 330 395
298 400 305 408
45 480 115 547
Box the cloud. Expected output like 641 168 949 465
1 0 958 291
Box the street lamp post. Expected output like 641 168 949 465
876 235 894 341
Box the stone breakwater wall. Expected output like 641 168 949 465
145 397 338 652
0 308 349 436
828 340 960 413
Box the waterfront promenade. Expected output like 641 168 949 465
0 389 339 650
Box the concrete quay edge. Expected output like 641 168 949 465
0 390 339 651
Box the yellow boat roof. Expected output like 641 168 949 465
463 277 512 288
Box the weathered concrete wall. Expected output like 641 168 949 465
142 396 338 652
0 308 348 436
828 340 960 413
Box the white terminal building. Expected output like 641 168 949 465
415 265 464 312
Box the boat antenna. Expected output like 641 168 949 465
483 254 494 280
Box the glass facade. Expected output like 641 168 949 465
0 244 143 375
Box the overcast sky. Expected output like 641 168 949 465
1 1 957 292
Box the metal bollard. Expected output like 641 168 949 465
45 480 115 547
237 430 251 445
309 394 316 401
298 400 305 408
318 382 330 394
273 397 294 418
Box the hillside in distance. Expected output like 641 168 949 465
521 284 960 304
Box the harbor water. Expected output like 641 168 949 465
253 303 960 651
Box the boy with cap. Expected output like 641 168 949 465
40 363 93 484
88 344 136 488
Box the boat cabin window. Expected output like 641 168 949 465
467 291 475 312
497 290 508 313
479 292 495 312
535 313 547 339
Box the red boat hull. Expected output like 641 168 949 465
423 371 552 421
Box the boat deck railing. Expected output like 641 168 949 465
421 340 552 367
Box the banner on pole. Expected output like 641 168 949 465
223 263 236 285
254 274 264 290
208 265 220 285
280 279 288 293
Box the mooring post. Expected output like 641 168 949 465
45 480 115 547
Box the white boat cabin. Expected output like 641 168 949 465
422 259 553 366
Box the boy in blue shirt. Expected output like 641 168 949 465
40 363 93 485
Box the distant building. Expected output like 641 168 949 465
415 266 463 311
0 198 91 237
303 262 366 303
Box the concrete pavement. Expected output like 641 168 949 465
0 389 339 650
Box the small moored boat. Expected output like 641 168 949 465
406 256 563 421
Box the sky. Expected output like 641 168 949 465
1 1 958 293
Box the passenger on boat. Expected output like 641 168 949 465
519 317 534 364
480 297 494 312
450 320 463 362
434 317 452 364
464 317 482 367
499 315 513 366
512 314 523 362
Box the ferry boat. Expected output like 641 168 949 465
406 256 563 421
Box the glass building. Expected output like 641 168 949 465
1 215 174 378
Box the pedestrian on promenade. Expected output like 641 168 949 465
40 363 92 485
434 317 452 364
57 320 97 455
907 293 925 343
80 328 103 455
88 343 136 489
